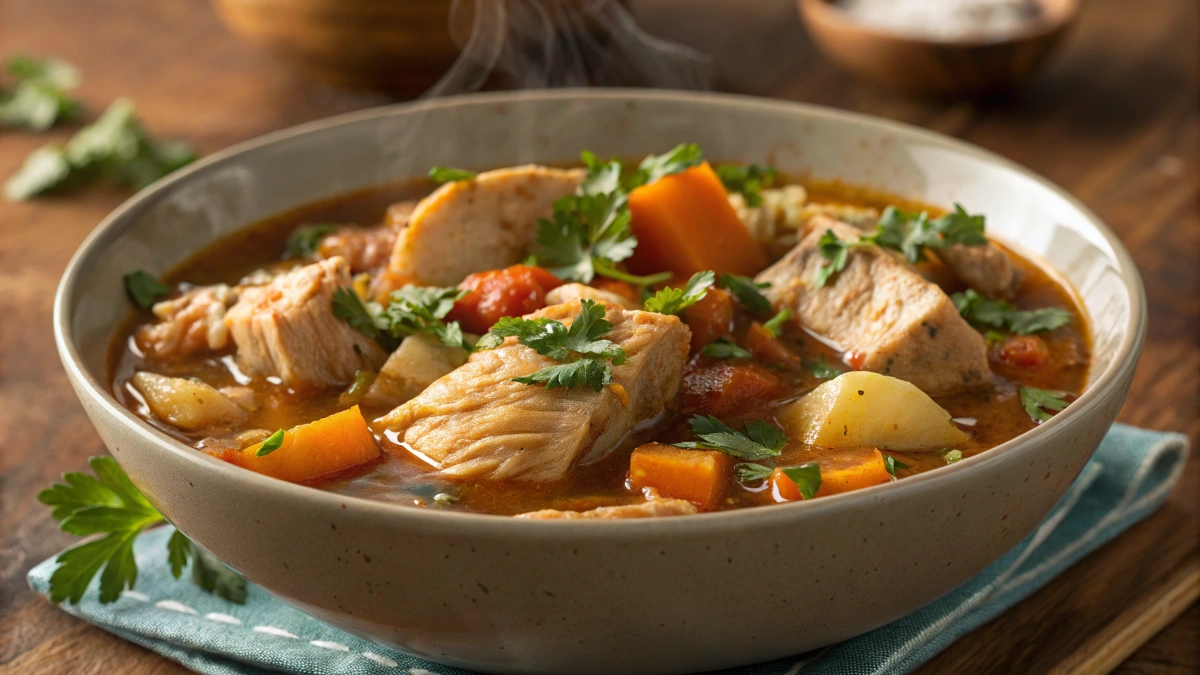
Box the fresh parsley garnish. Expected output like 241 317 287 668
673 415 788 460
805 357 847 380
481 299 627 392
37 456 246 604
762 308 792 338
333 284 470 351
943 449 964 464
256 429 285 456
643 270 714 314
780 463 822 500
734 462 774 483
1020 386 1070 423
124 270 170 309
719 274 773 314
715 163 777 207
626 143 703 189
5 99 196 201
428 166 477 183
0 55 83 131
284 224 340 259
701 338 751 359
951 289 1071 335
883 454 909 477
813 229 860 288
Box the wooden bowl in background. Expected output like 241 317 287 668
797 0 1078 97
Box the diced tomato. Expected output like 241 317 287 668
683 362 784 416
846 350 867 370
994 334 1049 369
590 278 640 305
682 287 735 352
447 265 564 334
745 322 800 367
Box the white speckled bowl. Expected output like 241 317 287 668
54 90 1144 674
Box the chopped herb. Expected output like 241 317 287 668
124 270 170 309
1020 386 1070 423
952 289 1071 335
432 492 458 506
284 224 340 259
863 204 988 264
339 370 377 406
334 284 470 352
256 429 285 456
531 191 639 284
734 462 774 483
37 456 246 604
482 299 626 392
626 143 703 189
579 150 623 196
805 356 847 380
780 463 822 500
332 287 384 339
762 308 792 338
715 163 778 207
673 415 788 461
702 338 752 360
984 330 1007 346
427 166 477 183
813 229 859 288
719 274 773 314
643 270 714 315
943 449 964 464
883 454 909 477
0 55 82 131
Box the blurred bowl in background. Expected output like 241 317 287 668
798 0 1078 96
212 0 463 93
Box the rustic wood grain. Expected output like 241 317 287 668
0 0 1196 673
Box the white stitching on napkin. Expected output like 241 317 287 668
154 600 198 615
362 653 399 667
120 591 150 602
205 612 242 625
253 625 299 639
311 640 350 651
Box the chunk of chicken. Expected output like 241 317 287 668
755 217 990 396
130 372 248 432
136 284 237 358
224 257 386 387
516 498 698 519
378 302 690 481
938 243 1018 299
730 185 879 246
387 165 585 286
317 226 397 274
544 282 639 310
362 334 469 409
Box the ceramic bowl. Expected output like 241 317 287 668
54 90 1143 674
798 0 1078 96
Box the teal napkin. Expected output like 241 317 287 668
28 423 1189 675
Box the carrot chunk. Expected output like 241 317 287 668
745 321 800 367
227 405 380 483
629 442 732 510
625 162 768 279
771 447 892 501
683 362 783 416
447 264 564 334
683 287 735 351
590 277 640 305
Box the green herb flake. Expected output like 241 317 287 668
256 429 285 456
0 55 82 131
643 270 714 315
780 463 822 500
862 203 988 264
805 356 847 380
715 163 778 207
701 338 751 360
432 492 458 506
719 274 773 314
762 308 792 338
952 289 1071 335
673 415 788 461
943 449 964 464
813 229 858 288
124 270 170 309
883 454 909 477
1020 387 1070 423
284 224 340 259
427 166 477 183
734 462 774 484
484 299 626 392
627 143 703 189
334 284 470 352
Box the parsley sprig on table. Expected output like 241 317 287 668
333 284 471 352
813 204 989 287
1020 386 1070 423
643 270 714 315
479 299 627 392
673 415 788 460
951 289 1072 335
715 163 778 207
0 55 83 131
37 456 246 605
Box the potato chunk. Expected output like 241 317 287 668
131 372 248 432
776 371 968 451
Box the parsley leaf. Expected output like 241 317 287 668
943 449 964 464
762 308 792 338
933 204 988 248
813 229 860 288
0 55 82 131
702 338 751 359
484 299 626 391
715 163 778 207
335 285 470 351
673 415 788 460
627 143 703 189
332 287 385 340
513 359 614 391
643 270 714 314
862 203 988 264
883 454 909 477
284 224 340 259
124 270 170 309
780 463 822 500
579 151 624 196
734 462 774 483
532 192 638 284
952 289 1072 335
37 456 246 604
805 356 846 380
256 429 285 456
1020 386 1070 423
428 166 477 183
719 274 773 314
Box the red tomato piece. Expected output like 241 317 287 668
994 334 1049 369
447 265 564 334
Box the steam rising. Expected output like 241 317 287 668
425 0 713 97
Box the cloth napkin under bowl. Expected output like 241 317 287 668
28 423 1190 675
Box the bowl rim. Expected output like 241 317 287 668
53 87 1146 538
797 0 1079 47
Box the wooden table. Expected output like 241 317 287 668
1 0 1196 673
